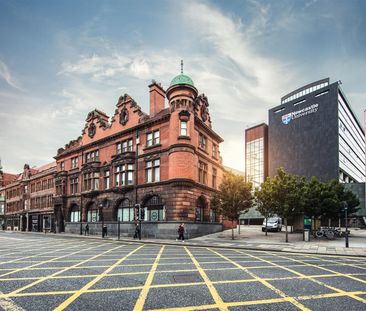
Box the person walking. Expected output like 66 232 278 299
176 223 185 242
84 224 89 236
133 224 140 239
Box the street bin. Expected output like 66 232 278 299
304 229 310 242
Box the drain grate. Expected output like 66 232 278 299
172 274 201 283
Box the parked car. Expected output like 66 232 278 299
262 217 282 232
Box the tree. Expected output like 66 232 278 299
255 178 277 236
323 180 360 222
270 168 305 242
211 172 253 240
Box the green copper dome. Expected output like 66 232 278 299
170 74 194 87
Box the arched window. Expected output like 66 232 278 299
117 199 134 222
87 203 99 222
144 195 164 222
196 197 206 222
69 204 80 222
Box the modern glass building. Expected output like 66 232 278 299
245 123 268 188
243 123 268 224
269 78 365 183
269 78 365 224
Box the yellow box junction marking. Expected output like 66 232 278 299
0 240 102 278
208 248 311 311
54 244 144 311
133 245 165 311
259 250 366 305
185 247 229 311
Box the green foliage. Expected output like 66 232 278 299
255 169 360 221
255 178 276 219
211 172 253 221
269 168 305 218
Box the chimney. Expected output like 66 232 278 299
149 80 166 117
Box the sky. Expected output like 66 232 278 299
0 0 366 173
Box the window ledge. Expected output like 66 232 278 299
143 144 162 151
178 135 191 140
198 147 209 155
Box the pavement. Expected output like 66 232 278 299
0 231 366 311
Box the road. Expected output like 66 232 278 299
0 232 365 311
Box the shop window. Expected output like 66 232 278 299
117 199 134 222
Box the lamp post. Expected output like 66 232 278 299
135 130 141 240
100 203 104 238
343 202 349 248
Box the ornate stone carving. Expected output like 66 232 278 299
119 108 129 126
88 123 96 138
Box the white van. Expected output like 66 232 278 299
262 217 282 232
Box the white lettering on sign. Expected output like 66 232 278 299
281 104 318 124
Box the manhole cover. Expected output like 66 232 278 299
172 274 201 283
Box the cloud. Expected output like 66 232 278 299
0 60 23 91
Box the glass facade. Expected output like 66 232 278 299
246 137 264 188
338 92 365 183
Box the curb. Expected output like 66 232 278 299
3 231 366 258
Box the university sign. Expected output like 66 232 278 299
281 104 319 124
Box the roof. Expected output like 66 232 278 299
170 74 194 87
33 162 56 173
2 173 18 186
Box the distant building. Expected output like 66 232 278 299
239 124 269 224
223 166 245 177
0 162 17 229
269 78 365 183
269 78 365 224
1 163 56 231
245 123 268 188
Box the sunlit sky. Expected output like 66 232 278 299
1 0 366 173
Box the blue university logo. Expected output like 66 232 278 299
282 113 292 124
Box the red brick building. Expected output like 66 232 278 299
54 73 224 237
0 164 17 228
1 163 56 231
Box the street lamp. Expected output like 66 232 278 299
343 201 349 248
100 203 104 238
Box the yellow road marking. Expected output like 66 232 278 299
0 240 79 266
259 250 366 304
133 246 165 311
209 248 311 311
53 245 144 311
185 247 228 311
2 243 131 298
0 241 103 278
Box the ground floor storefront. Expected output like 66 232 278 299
5 212 56 232
54 180 222 237
64 221 222 239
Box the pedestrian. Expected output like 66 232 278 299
176 223 185 242
85 224 89 236
133 224 140 239
103 224 108 237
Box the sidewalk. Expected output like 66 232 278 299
4 225 366 257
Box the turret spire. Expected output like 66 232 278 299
181 60 183 74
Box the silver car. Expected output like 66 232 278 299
262 217 282 232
